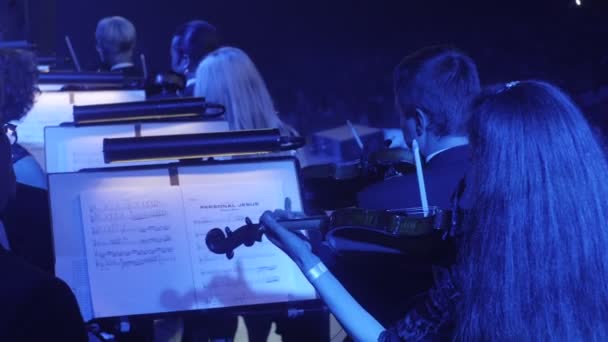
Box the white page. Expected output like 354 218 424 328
141 121 229 136
59 127 134 172
14 92 73 146
79 187 196 317
180 181 297 309
72 90 145 106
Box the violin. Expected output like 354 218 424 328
145 71 186 98
302 142 418 211
206 206 460 261
368 146 416 178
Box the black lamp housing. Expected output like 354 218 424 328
103 128 305 163
72 97 225 125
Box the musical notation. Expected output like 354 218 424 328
178 182 304 310
93 235 172 247
88 208 168 223
95 256 177 270
91 224 170 235
77 182 313 317
80 187 199 318
95 247 174 259
80 190 180 273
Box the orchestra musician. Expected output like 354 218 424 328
322 46 481 328
357 46 480 210
0 48 54 273
0 48 87 341
95 16 140 76
259 80 608 341
193 46 321 341
171 20 220 96
194 46 305 164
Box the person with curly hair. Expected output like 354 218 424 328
0 48 87 341
0 48 45 190
0 48 38 123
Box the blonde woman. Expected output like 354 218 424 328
194 46 299 140
193 47 319 341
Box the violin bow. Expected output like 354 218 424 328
412 139 429 216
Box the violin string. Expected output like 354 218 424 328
387 206 438 214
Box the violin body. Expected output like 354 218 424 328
302 145 418 211
324 207 456 260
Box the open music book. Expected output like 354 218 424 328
51 158 316 320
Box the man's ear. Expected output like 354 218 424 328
415 108 429 136
181 54 192 73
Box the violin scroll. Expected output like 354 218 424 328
205 216 329 259
205 217 263 259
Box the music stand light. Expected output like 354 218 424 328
103 128 305 163
72 97 225 125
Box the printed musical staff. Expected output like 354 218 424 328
80 187 196 317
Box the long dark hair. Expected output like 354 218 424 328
456 80 608 340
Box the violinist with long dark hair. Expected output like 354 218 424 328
259 80 608 341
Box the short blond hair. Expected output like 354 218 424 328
95 16 136 60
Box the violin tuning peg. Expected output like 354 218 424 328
225 227 233 236
245 217 253 226
227 250 234 260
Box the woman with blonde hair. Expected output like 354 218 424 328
194 46 296 137
193 47 319 341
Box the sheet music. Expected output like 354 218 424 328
72 90 145 106
141 121 229 136
57 128 133 171
16 90 144 154
61 135 160 171
80 187 196 317
180 182 297 309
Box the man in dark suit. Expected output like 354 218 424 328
358 46 480 210
326 46 481 328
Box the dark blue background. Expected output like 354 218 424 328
17 0 608 132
